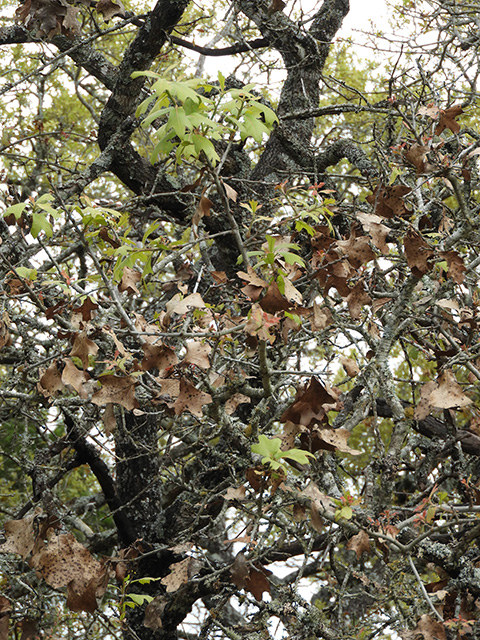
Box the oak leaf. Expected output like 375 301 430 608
173 378 212 417
38 360 65 398
91 375 139 410
160 557 203 593
118 267 142 296
346 531 371 559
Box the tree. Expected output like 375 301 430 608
1 0 480 638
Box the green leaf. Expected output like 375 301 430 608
30 212 53 238
126 593 153 606
3 202 27 219
251 434 282 459
16 266 37 280
281 448 315 465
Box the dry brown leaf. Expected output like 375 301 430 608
141 342 178 373
401 614 446 640
435 105 463 135
70 331 99 370
230 552 271 601
183 340 211 369
37 360 65 398
118 267 142 296
346 281 372 321
0 596 11 640
102 403 117 435
0 513 37 559
346 530 371 559
144 596 167 630
165 292 206 317
61 358 92 399
404 229 434 277
280 377 341 428
339 355 360 378
224 485 247 501
429 370 472 410
160 557 203 593
92 375 139 410
30 532 105 613
414 381 437 420
173 379 212 417
96 0 126 20
225 393 251 415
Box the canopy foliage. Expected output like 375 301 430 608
1 0 480 639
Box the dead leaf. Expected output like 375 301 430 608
160 557 203 593
347 531 371 559
346 281 372 320
144 596 167 630
37 360 65 398
30 532 105 613
0 513 37 559
339 355 360 378
435 105 463 135
141 342 178 373
280 377 341 428
61 358 92 399
404 229 434 277
401 614 446 640
92 375 139 410
230 552 271 601
165 292 206 317
428 370 472 410
96 0 126 20
118 267 142 296
173 378 212 417
183 340 211 369
0 596 10 640
70 331 99 370
224 486 247 501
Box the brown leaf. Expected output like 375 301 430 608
118 267 142 296
16 617 38 640
96 0 126 20
356 212 390 254
225 393 251 415
102 403 117 435
192 195 213 226
141 342 178 373
165 292 206 317
339 355 360 378
0 313 11 350
303 427 361 455
160 557 203 593
173 378 212 417
91 375 139 410
0 514 37 559
310 302 333 331
438 250 466 284
428 370 472 410
404 229 434 277
73 297 98 322
414 381 437 420
230 552 271 601
244 304 280 344
346 281 372 320
30 532 105 613
70 331 99 369
435 105 463 135
337 229 376 269
402 614 446 640
0 596 10 640
144 596 167 630
346 530 371 559
224 485 247 501
404 143 435 174
61 358 92 399
280 377 341 428
183 340 211 369
366 185 412 219
37 360 65 398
